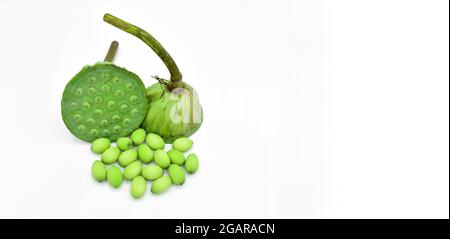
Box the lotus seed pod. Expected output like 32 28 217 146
107 165 123 188
154 149 170 168
101 147 121 164
146 133 165 150
118 149 138 167
91 138 111 154
131 176 146 199
167 149 185 165
61 41 148 142
168 164 185 185
116 137 132 150
131 128 146 145
91 160 107 182
123 160 142 180
137 144 153 163
172 138 193 152
185 153 199 174
103 14 203 144
142 164 164 181
151 176 172 195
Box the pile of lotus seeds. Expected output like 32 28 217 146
90 128 199 199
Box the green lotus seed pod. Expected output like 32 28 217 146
91 138 111 154
151 176 172 195
167 149 185 165
131 176 146 199
142 164 163 181
137 144 153 163
146 133 165 150
103 14 203 144
91 160 107 182
101 147 121 164
168 164 185 185
123 161 142 180
61 41 148 142
131 128 146 145
107 165 123 188
118 149 138 167
116 137 132 150
185 153 199 174
172 138 193 152
154 149 170 168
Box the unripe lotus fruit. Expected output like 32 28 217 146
104 14 203 143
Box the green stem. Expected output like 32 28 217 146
103 13 183 83
104 40 119 62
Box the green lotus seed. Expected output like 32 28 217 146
91 138 111 154
151 176 172 195
154 149 170 168
118 149 138 167
117 137 132 150
185 153 199 174
146 133 165 150
131 128 146 145
137 144 153 163
142 164 163 181
101 147 120 164
123 160 142 180
167 149 185 165
131 176 146 199
107 165 123 188
172 138 193 152
168 164 185 185
91 160 107 182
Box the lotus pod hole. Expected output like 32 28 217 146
61 41 148 142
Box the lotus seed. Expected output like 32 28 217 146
91 160 107 182
185 153 199 174
117 137 132 150
168 164 185 185
124 160 142 180
131 128 146 145
146 133 165 150
137 144 153 163
172 138 193 152
107 165 123 188
154 149 170 168
151 176 172 195
91 138 111 154
131 176 146 199
118 149 138 167
142 164 163 181
167 149 185 165
101 146 120 164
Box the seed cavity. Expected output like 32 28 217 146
87 118 95 124
90 129 99 137
129 95 138 103
115 90 124 97
73 114 82 122
101 85 110 92
100 119 109 127
120 104 129 111
112 77 120 83
77 124 86 132
94 109 103 115
123 118 131 125
113 125 122 133
75 88 83 95
94 96 103 104
112 115 121 122
70 102 78 109
88 76 96 83
82 102 91 110
88 87 96 94
126 83 133 91
131 108 139 116
103 129 110 136
107 101 116 109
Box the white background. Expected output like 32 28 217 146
0 0 448 219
